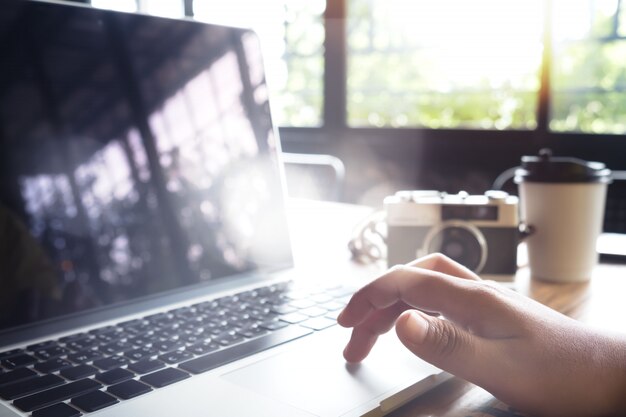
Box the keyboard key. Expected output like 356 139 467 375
0 348 24 360
326 287 355 298
320 300 346 311
299 306 328 317
60 365 98 381
236 326 268 339
178 333 202 345
169 306 197 318
310 293 334 304
35 346 70 361
258 320 289 331
0 367 37 386
278 312 309 324
124 346 157 361
270 304 297 315
13 378 102 412
140 367 189 388
93 356 129 371
299 317 336 331
67 350 102 364
186 341 219 356
288 299 317 309
94 332 120 344
158 350 193 364
66 338 98 352
179 325 312 375
124 323 154 335
152 340 184 353
127 359 165 375
99 341 133 356
247 306 272 318
154 325 182 339
0 374 64 400
71 390 118 412
95 368 134 385
107 379 152 400
1 353 38 369
26 341 56 352
31 402 81 417
325 310 342 321
213 332 245 347
35 358 73 373
193 300 219 312
284 290 308 300
215 295 239 306
127 334 154 347
337 295 352 304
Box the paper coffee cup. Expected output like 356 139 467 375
515 150 611 283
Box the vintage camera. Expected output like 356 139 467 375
385 190 519 281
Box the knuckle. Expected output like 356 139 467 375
480 280 511 298
482 279 500 289
426 319 467 358
467 281 501 301
430 252 450 266
389 264 409 274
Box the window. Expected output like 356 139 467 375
90 0 625 134
550 0 626 133
347 0 543 129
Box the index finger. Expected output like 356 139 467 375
405 253 481 282
337 264 479 328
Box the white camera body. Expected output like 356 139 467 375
385 190 519 281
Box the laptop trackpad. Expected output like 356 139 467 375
222 326 441 417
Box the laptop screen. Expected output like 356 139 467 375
0 0 292 332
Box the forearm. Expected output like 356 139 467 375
555 327 626 417
598 331 626 416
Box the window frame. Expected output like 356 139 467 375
276 0 625 201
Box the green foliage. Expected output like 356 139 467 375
551 35 626 133
275 0 325 127
260 0 626 133
339 0 626 134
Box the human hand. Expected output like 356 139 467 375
337 254 626 417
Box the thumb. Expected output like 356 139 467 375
395 310 484 382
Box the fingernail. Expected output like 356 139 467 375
403 311 429 344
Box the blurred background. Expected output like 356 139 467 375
70 0 626 232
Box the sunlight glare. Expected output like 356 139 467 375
553 0 619 40
386 0 544 90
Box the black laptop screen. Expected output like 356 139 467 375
0 1 292 331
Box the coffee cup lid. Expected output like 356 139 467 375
514 149 612 184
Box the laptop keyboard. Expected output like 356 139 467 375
0 281 354 416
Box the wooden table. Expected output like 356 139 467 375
287 199 626 417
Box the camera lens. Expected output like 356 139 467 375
425 225 485 272
441 240 464 259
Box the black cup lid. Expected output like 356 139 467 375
514 149 612 184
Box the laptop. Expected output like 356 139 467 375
0 1 449 416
